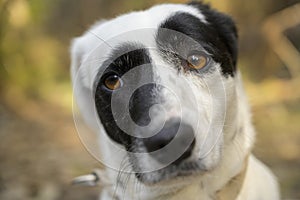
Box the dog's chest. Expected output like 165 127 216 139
102 184 213 200
162 184 212 200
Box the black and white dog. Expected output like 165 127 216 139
71 2 280 199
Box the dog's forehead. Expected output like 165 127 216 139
78 4 208 86
87 4 206 48
77 2 237 90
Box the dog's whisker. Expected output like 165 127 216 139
121 171 132 199
134 176 142 200
113 155 131 199
87 30 113 49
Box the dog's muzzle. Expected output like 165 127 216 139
142 117 195 165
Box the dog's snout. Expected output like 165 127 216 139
143 118 179 152
143 118 195 165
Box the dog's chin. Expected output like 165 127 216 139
134 159 213 185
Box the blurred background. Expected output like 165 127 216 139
0 0 299 199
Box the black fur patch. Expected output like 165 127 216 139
156 1 238 77
94 43 153 147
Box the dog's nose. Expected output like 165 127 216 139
143 118 195 165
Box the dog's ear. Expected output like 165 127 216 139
70 37 100 132
70 37 85 85
188 1 238 67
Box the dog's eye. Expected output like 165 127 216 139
103 74 122 90
187 54 209 70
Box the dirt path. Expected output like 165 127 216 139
0 100 100 200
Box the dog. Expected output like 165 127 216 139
70 1 280 200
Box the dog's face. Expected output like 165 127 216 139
71 2 239 186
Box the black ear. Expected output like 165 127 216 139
188 1 238 70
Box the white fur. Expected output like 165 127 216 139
71 4 280 200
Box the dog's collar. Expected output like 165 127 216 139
72 168 112 187
215 156 249 200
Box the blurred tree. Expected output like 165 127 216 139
226 0 300 80
0 0 11 93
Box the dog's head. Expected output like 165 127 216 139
71 2 250 189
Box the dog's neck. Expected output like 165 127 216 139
101 155 249 200
159 157 249 200
215 155 248 200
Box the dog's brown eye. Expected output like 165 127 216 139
104 74 122 90
187 54 209 70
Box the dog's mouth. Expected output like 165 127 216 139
134 159 209 185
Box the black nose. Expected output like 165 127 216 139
143 118 195 165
